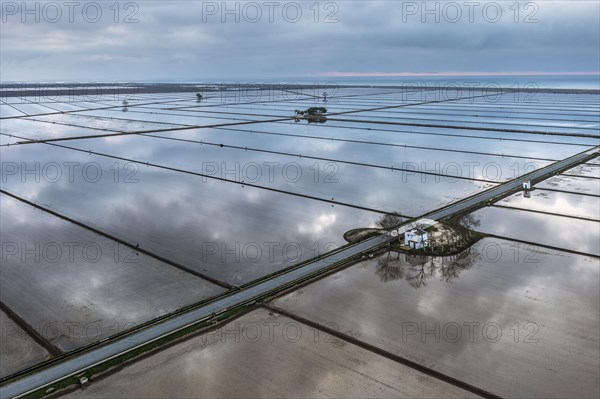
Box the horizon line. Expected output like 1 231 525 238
318 71 600 77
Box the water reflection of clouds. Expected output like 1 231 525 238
0 310 50 378
501 190 600 219
72 134 496 216
1 195 225 351
275 237 600 398
472 207 600 256
298 213 337 235
537 175 600 195
161 126 556 183
1 143 383 285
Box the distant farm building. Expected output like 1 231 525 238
523 180 532 198
404 229 429 250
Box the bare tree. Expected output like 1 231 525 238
376 212 404 229
456 214 481 237
439 247 479 283
406 263 429 289
375 251 405 282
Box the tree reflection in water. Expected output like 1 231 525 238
375 251 405 282
375 246 480 288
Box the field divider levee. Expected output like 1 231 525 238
2 146 597 399
0 97 199 120
3 114 568 163
144 130 561 163
324 117 600 139
7 91 499 145
491 204 600 223
10 118 296 144
263 304 498 399
535 187 600 198
261 121 596 146
0 302 62 357
412 146 600 224
0 234 392 399
1 132 414 218
0 190 233 291
189 101 600 121
561 173 600 180
141 133 503 184
479 233 600 259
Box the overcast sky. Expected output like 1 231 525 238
1 0 599 81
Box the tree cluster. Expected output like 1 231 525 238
294 107 327 116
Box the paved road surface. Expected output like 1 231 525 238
1 146 597 399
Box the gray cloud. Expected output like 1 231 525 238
1 1 598 81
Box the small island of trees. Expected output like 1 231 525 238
293 107 328 123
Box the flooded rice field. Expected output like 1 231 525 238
0 194 225 351
472 169 599 256
1 86 598 393
274 238 600 398
61 308 477 399
0 310 50 378
495 190 600 220
469 207 599 255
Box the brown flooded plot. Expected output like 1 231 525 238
274 238 600 399
0 310 50 378
62 308 477 399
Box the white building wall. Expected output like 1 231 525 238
404 230 429 249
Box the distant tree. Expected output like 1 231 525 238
196 93 203 102
306 107 327 116
293 107 328 123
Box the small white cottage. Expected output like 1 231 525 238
404 228 429 250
